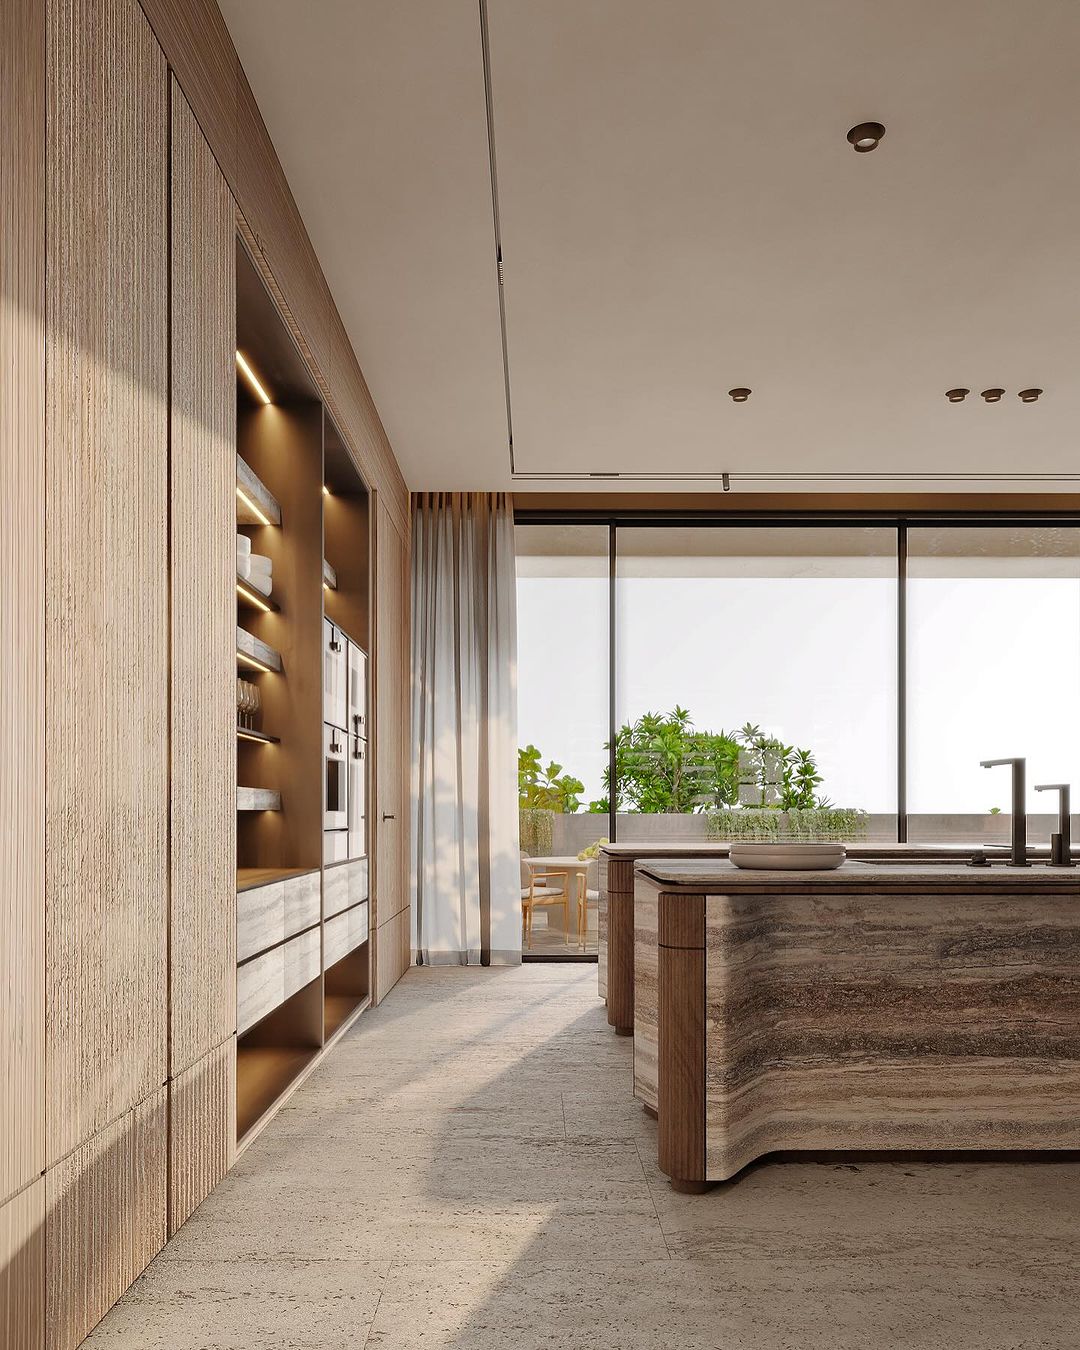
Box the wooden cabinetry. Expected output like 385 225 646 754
375 501 412 1000
1 0 45 1220
6 0 412 1339
168 78 238 1235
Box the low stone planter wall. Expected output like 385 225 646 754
547 811 1079 856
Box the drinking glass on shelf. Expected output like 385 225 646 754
249 682 261 727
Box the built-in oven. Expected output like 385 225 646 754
324 721 348 831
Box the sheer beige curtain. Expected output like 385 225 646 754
411 493 520 964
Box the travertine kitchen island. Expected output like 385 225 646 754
635 859 1080 1190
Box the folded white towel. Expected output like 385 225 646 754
236 534 251 556
248 553 272 574
246 571 272 597
237 554 251 581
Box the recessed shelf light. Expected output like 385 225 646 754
981 388 1005 403
728 388 752 403
323 484 330 496
236 650 277 674
236 485 274 527
847 121 886 153
235 577 276 613
1018 388 1043 403
236 350 272 404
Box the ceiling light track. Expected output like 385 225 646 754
478 0 516 474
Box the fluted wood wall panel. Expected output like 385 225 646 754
136 0 409 532
0 1182 44 1350
0 0 45 1209
375 501 410 939
170 79 237 1079
45 0 169 1162
45 1091 167 1350
168 1039 234 1234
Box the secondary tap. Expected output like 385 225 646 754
1034 783 1074 868
980 758 1028 866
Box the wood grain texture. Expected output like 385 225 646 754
45 0 169 1163
374 499 411 957
324 857 369 920
0 1181 44 1350
170 78 237 1078
45 1089 167 1350
324 902 370 969
0 0 45 1209
604 858 635 1032
327 308 409 533
236 928 321 1036
658 937 705 1187
701 887 1080 1182
235 82 331 383
376 908 412 1005
137 0 238 183
168 1038 234 1235
236 871 320 964
137 0 409 530
632 877 659 1112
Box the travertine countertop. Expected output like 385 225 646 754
604 842 1026 858
636 857 1080 891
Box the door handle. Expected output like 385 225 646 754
382 813 395 821
330 738 342 754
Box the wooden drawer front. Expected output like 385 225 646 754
323 860 348 919
324 902 369 968
237 929 321 1035
282 927 321 1003
324 858 368 919
236 881 285 964
346 857 369 908
282 871 320 939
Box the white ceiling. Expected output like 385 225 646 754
220 1 1080 492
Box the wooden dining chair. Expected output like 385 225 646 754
520 857 570 949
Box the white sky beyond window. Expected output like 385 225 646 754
516 524 1080 824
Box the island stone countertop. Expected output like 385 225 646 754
636 856 1080 891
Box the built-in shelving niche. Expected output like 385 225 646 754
235 238 326 1144
232 241 375 1149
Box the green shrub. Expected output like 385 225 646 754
705 807 869 842
519 807 554 857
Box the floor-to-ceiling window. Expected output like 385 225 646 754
516 524 609 955
907 525 1080 845
514 515 1080 958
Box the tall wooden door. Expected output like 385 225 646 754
168 77 237 1235
374 499 411 1000
1 0 45 1344
45 0 169 1343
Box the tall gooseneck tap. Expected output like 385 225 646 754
1034 783 1074 867
980 758 1028 866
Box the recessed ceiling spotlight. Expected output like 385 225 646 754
981 388 1005 403
1018 388 1043 403
945 388 969 403
728 387 751 403
847 121 886 153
